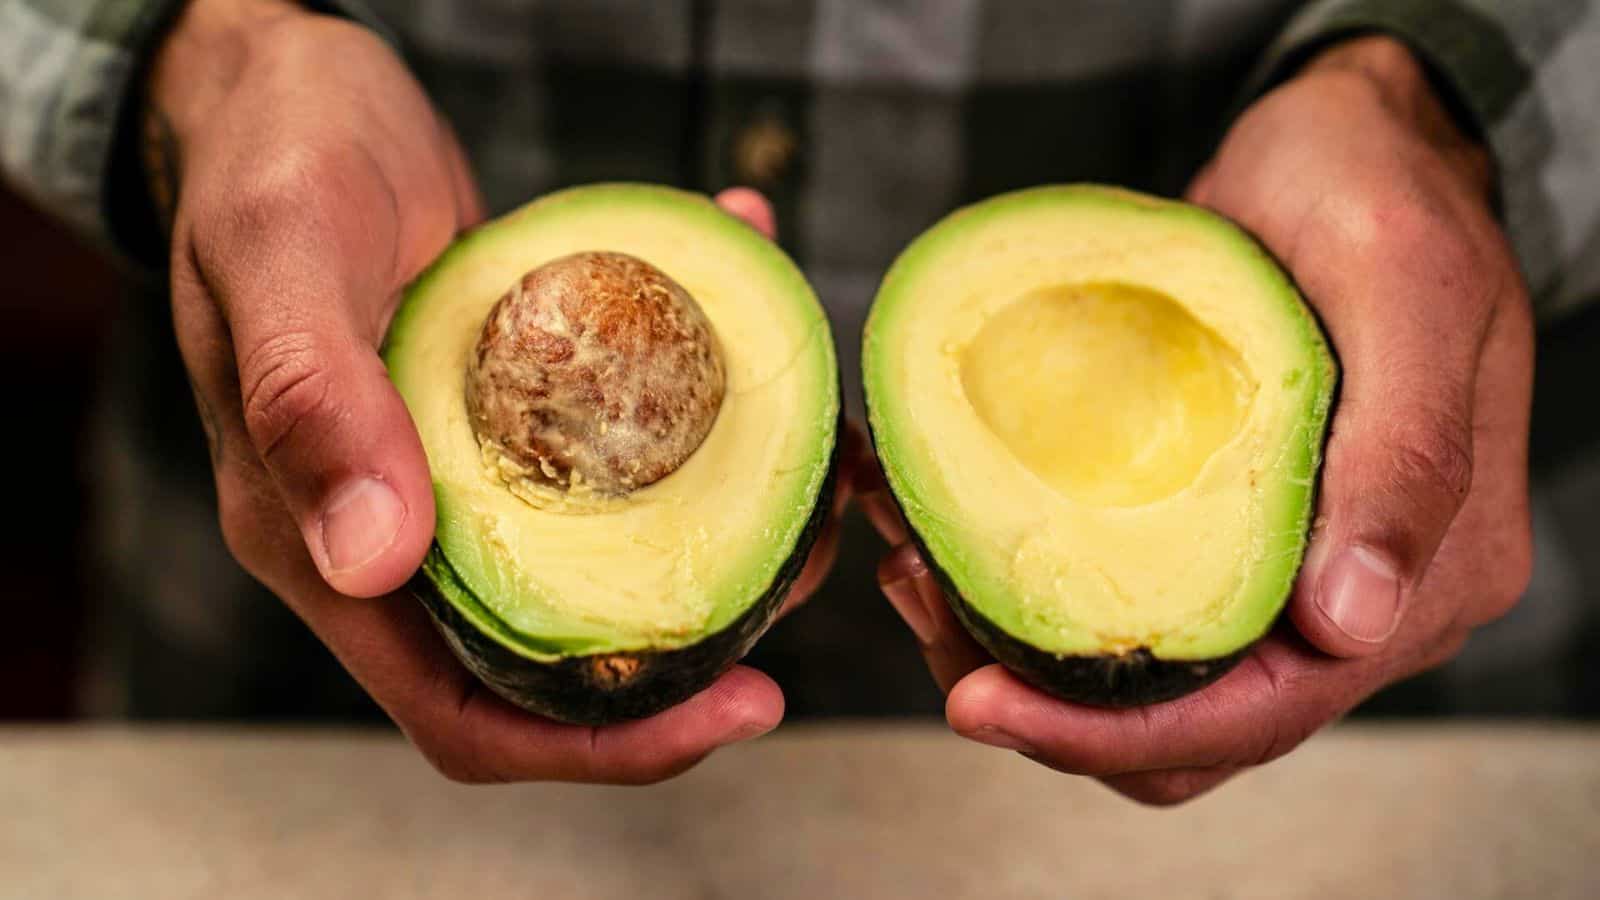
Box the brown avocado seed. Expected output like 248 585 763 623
466 251 726 498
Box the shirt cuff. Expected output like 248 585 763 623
0 0 188 262
0 0 397 271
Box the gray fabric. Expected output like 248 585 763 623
0 0 141 239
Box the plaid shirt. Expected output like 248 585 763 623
3 0 1599 718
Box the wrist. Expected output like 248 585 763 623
1297 35 1494 200
146 0 305 141
139 0 308 228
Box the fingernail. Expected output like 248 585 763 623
1316 545 1402 643
320 476 406 574
967 725 1036 755
882 575 939 645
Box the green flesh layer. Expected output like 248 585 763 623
864 185 1336 661
386 184 838 661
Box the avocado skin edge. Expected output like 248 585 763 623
410 412 841 727
866 421 1248 708
939 562 1248 708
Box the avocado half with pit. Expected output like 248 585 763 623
385 184 839 725
863 185 1336 706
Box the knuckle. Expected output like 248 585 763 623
1333 195 1440 261
1387 420 1475 510
215 472 259 569
1497 545 1533 618
239 331 340 462
213 464 283 583
429 757 489 785
1120 773 1205 808
1334 195 1495 311
216 484 254 567
1247 714 1318 769
244 147 339 224
1240 653 1323 768
1504 517 1535 598
416 740 498 786
1479 521 1533 626
203 146 342 260
1426 630 1472 671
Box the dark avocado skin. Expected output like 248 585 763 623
940 563 1246 707
867 422 1249 708
413 419 840 726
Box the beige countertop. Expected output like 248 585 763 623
2 722 1597 899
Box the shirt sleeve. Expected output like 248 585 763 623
1255 0 1600 323
0 0 186 257
0 0 395 267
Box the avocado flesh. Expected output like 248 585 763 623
385 184 839 722
863 185 1335 705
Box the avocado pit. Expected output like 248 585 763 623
466 251 726 501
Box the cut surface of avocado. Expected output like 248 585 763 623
864 185 1335 695
385 184 838 672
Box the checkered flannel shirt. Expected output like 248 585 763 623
3 0 1598 718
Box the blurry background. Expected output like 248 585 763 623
0 184 114 721
3 174 1598 724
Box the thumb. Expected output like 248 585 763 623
1291 297 1480 658
226 288 435 599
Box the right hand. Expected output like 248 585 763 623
148 0 817 783
861 36 1535 805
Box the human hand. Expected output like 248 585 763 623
150 0 845 783
866 35 1534 804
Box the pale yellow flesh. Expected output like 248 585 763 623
867 190 1328 658
391 189 835 650
961 282 1255 508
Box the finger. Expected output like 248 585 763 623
878 544 991 692
855 452 909 547
1433 294 1535 629
1098 767 1240 807
277 559 779 784
1183 161 1218 206
715 187 777 240
781 517 840 617
431 665 784 785
199 170 437 598
778 422 863 617
204 425 779 787
365 597 781 785
436 114 487 229
945 638 1355 775
1285 216 1495 657
231 325 433 598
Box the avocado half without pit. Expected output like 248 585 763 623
384 184 840 725
863 185 1337 707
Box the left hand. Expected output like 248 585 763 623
864 35 1535 805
